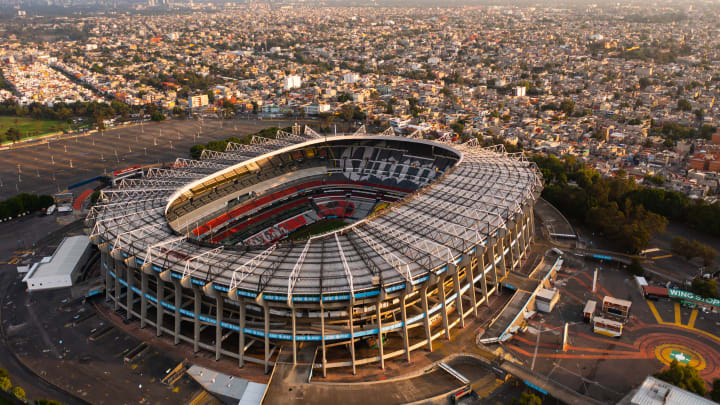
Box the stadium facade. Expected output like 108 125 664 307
87 127 542 375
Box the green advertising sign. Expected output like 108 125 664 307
669 288 720 307
669 350 691 365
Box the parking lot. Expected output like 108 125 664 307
0 118 292 200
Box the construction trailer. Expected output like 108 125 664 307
593 316 623 338
583 300 597 323
602 296 632 319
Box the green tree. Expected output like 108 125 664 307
677 99 692 111
12 386 25 401
672 237 717 266
407 97 418 109
559 99 575 115
450 121 465 134
385 98 397 115
150 112 166 122
654 360 706 396
513 390 542 405
89 191 101 205
711 379 720 402
0 376 11 392
672 237 694 260
5 127 21 142
694 109 705 121
691 278 718 299
340 104 355 122
628 259 644 276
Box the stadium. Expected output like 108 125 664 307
86 126 542 376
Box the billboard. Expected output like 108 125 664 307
668 288 720 307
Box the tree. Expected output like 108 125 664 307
513 390 542 405
628 259 644 276
340 104 354 122
691 278 718 299
560 99 575 115
385 98 396 115
407 97 418 109
711 379 720 402
5 127 21 142
0 376 10 392
450 121 465 134
90 191 101 205
12 386 25 401
150 112 166 121
677 99 692 111
694 109 705 121
671 237 717 266
654 360 706 396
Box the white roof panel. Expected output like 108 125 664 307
23 235 89 281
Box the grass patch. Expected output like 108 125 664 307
289 219 348 240
0 116 71 143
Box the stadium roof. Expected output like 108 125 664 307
88 129 542 301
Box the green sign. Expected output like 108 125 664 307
669 288 720 307
670 350 691 365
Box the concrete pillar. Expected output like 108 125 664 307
238 299 245 368
125 266 134 320
438 275 450 339
421 286 432 352
320 303 327 378
377 299 384 370
518 217 527 257
291 306 297 365
113 259 121 311
215 295 224 361
156 276 164 337
400 294 410 362
491 245 500 296
193 287 201 353
507 229 516 271
514 219 523 264
453 269 464 328
349 303 356 375
103 253 112 302
479 251 490 306
263 302 270 374
529 207 535 243
140 271 148 328
173 279 181 345
466 257 478 317
499 237 507 279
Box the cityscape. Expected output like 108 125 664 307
0 1 718 405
